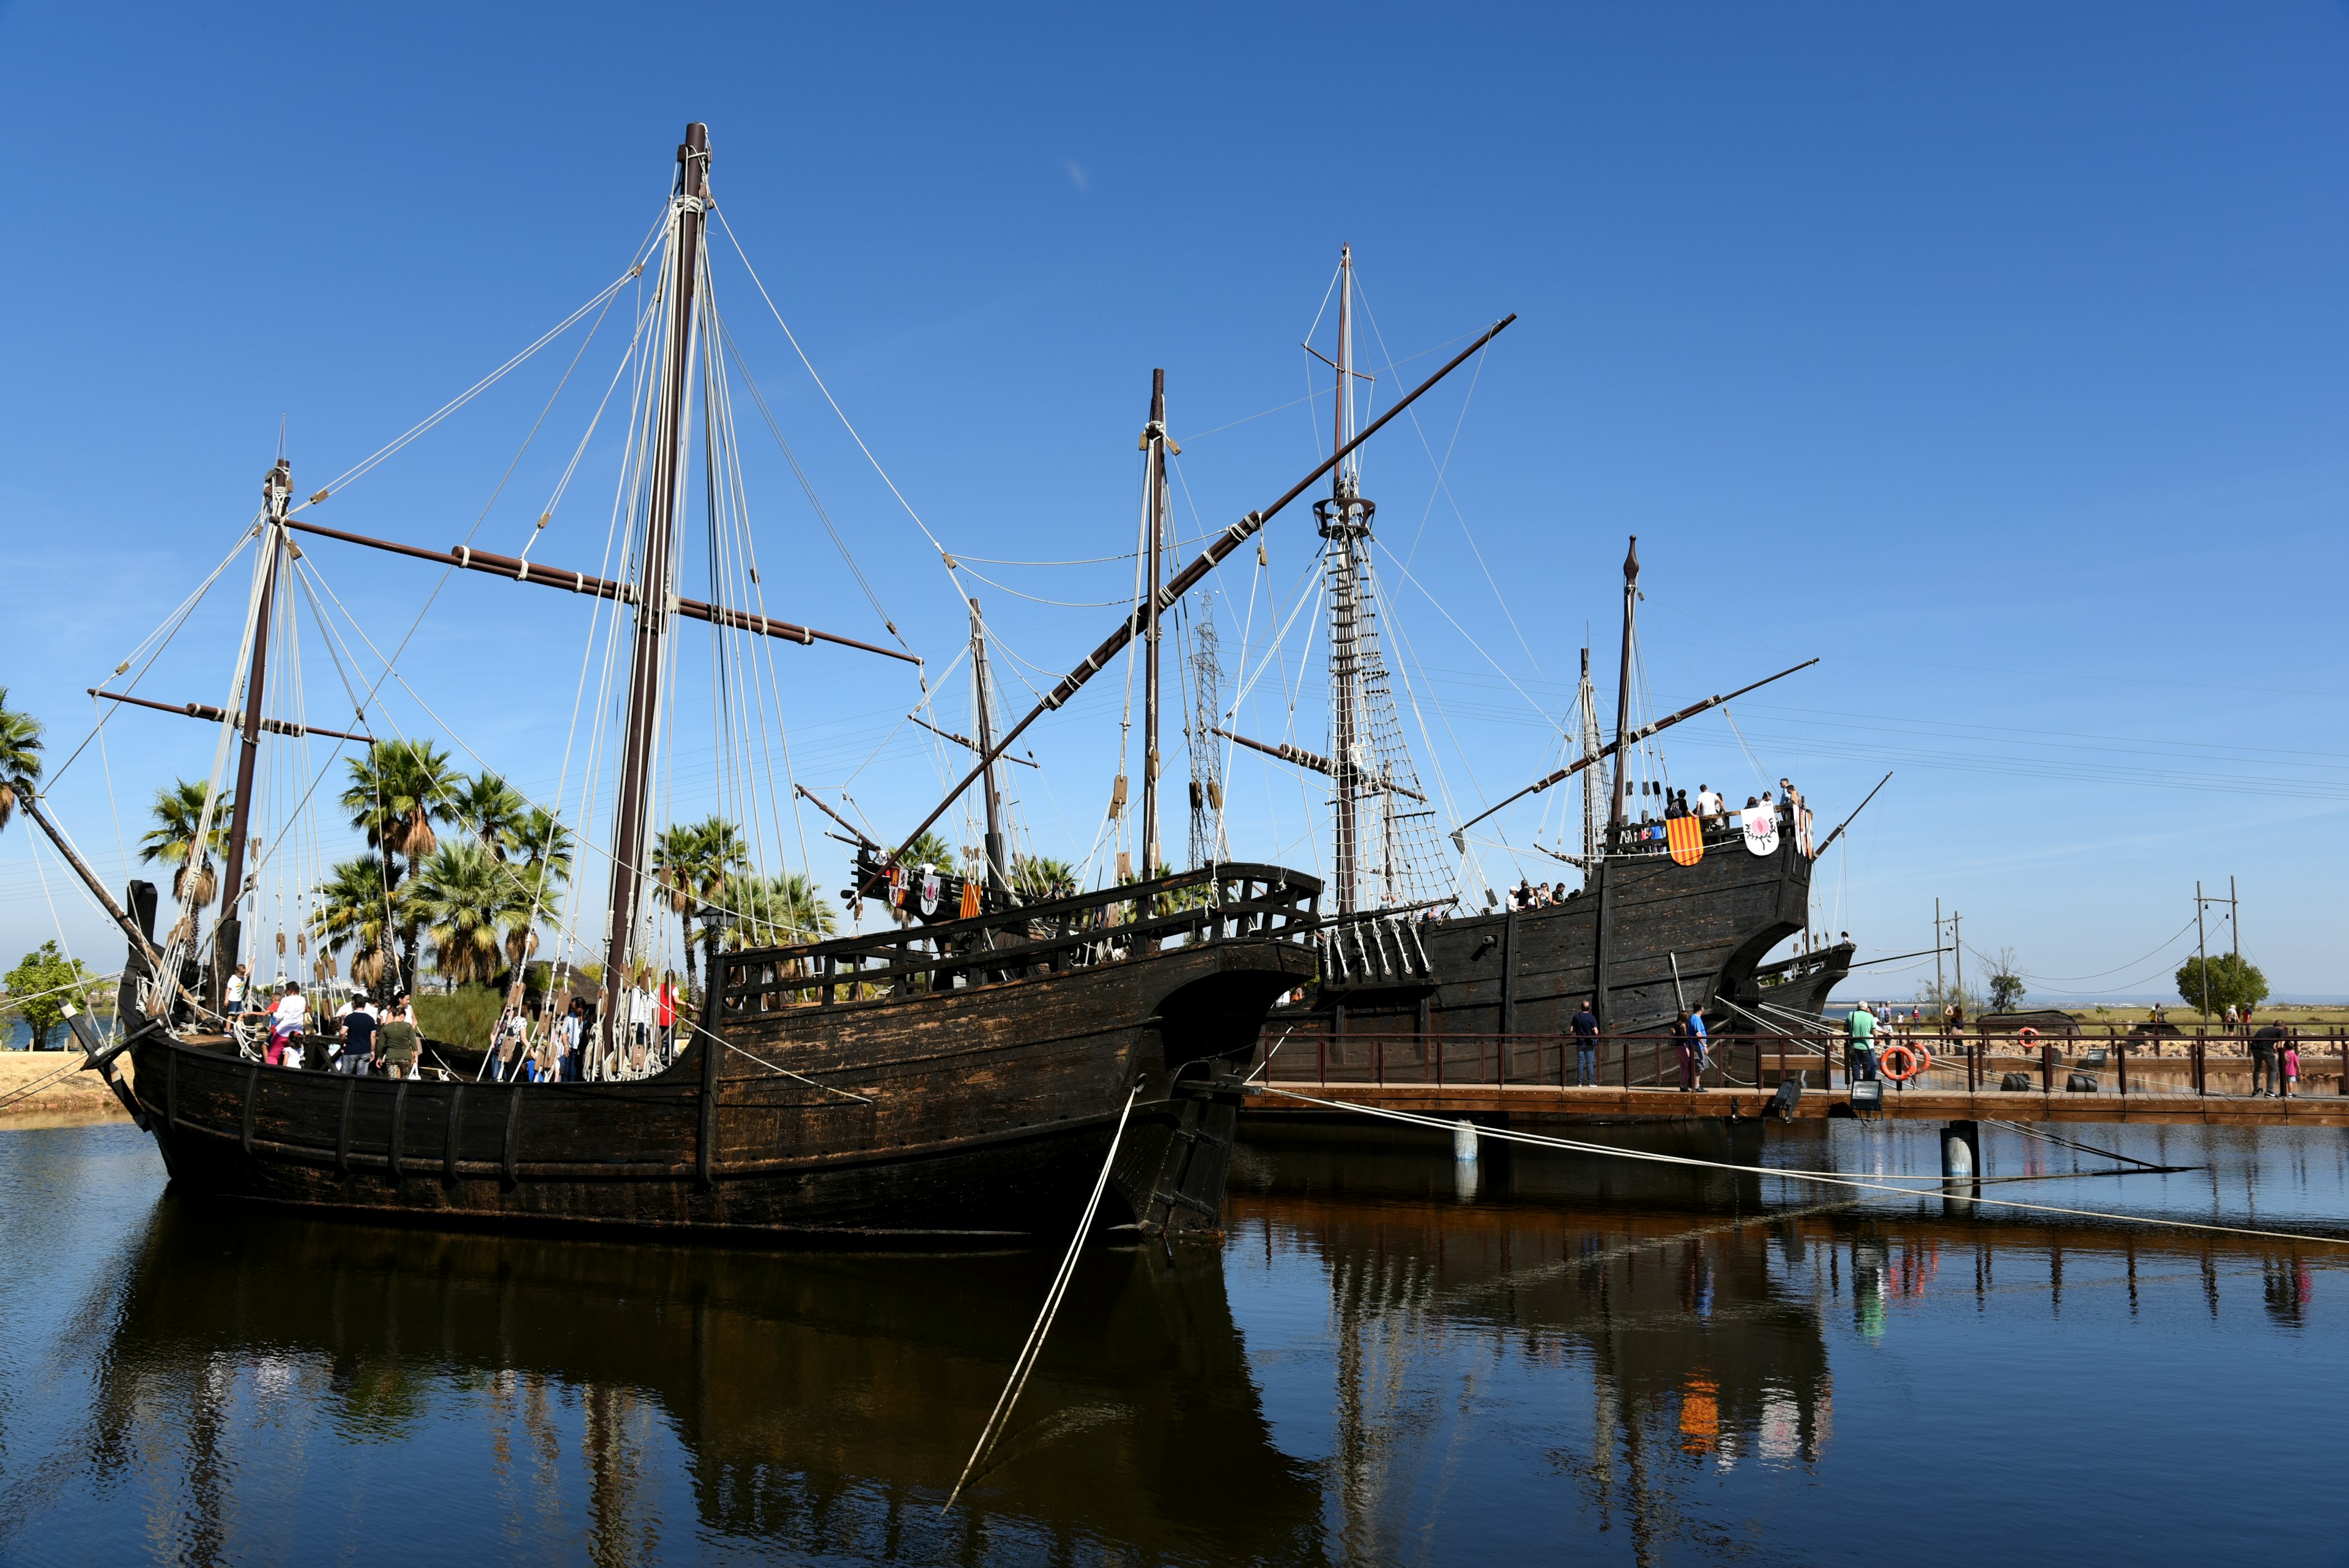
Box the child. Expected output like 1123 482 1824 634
2282 1039 2300 1099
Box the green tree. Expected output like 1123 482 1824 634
654 817 750 991
139 779 231 940
2176 952 2268 1020
451 772 531 860
404 840 531 987
902 831 954 869
1011 854 1077 903
341 740 460 994
311 855 396 993
727 870 837 951
1987 946 2026 1013
0 688 43 836
4 940 97 1050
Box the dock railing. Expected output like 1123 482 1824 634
1259 1022 2349 1100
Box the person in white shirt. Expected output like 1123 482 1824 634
267 983 308 1068
1696 786 1724 823
223 963 251 1014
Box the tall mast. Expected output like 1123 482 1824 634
1141 368 1168 880
1577 646 1602 867
970 597 1007 898
213 459 290 1004
604 122 710 1030
1316 245 1375 915
1607 536 1639 832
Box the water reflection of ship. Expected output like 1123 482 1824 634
1230 1140 1833 1560
82 1198 1326 1565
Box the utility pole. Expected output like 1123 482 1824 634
1951 912 1963 1009
1934 898 1944 1001
2195 880 2210 1020
2230 874 2240 958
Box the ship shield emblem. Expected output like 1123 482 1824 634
1667 815 1704 866
1743 804 1780 857
919 866 942 915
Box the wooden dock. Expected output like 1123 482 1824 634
1244 1079 2349 1129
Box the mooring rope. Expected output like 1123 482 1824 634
1261 1086 2349 1249
945 1085 1140 1510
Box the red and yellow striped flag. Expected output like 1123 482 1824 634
1667 814 1704 867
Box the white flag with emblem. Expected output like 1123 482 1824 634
1743 803 1779 857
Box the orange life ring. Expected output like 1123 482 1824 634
1879 1043 1921 1082
2017 1027 2038 1048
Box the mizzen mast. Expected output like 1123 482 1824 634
1140 368 1170 882
603 122 710 1035
1607 535 1639 833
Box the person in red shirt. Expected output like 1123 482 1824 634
656 973 677 1066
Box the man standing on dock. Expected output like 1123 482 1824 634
2251 1020 2284 1096
1844 1001 1879 1087
1572 999 1600 1087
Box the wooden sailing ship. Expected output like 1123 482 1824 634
36 124 1515 1238
1206 248 1841 1058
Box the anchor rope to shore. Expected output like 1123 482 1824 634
945 1085 1140 1512
1263 1087 2349 1250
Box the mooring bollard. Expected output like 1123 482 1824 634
1453 1119 1479 1163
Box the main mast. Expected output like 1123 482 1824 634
212 458 291 1006
1316 246 1375 915
603 122 710 1033
1141 368 1168 882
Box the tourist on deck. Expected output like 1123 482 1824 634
1844 1001 1879 1085
658 973 678 1066
627 980 653 1074
336 998 376 1075
1688 1008 1711 1083
2251 1021 2284 1096
558 1000 584 1081
1672 1011 1699 1091
2223 1003 2238 1031
378 998 419 1081
1664 791 1687 820
1571 999 1600 1087
2280 1035 2301 1098
1696 786 1723 823
223 962 250 1016
266 981 308 1068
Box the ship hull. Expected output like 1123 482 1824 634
127 935 1315 1242
1279 829 1813 1071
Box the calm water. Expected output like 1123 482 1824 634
2 1117 2345 1567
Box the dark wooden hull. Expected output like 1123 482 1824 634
1282 831 1813 1066
1731 940 1855 1029
126 936 1316 1242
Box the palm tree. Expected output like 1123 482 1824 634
902 830 955 869
1012 854 1077 904
0 689 42 836
728 870 837 951
311 855 395 992
653 816 749 992
139 779 231 940
405 840 529 988
341 740 459 992
453 772 530 860
517 805 576 885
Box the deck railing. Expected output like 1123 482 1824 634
716 862 1322 1018
1259 1024 2349 1099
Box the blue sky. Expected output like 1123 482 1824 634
2 2 2344 1002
